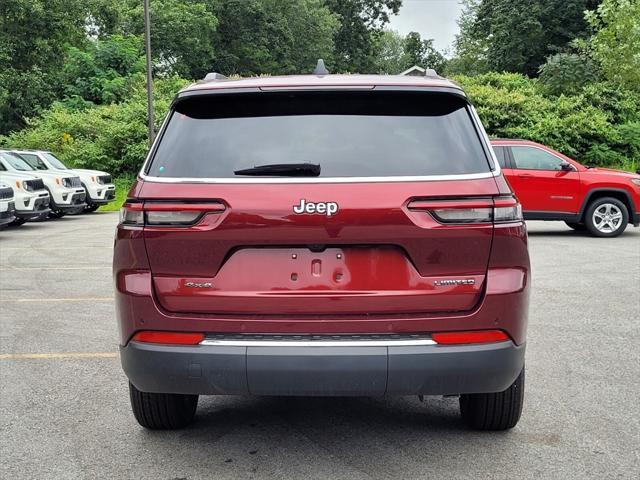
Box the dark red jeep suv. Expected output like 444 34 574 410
114 70 530 431
491 139 640 237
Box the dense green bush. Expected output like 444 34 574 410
0 77 188 176
455 73 640 170
1 73 638 178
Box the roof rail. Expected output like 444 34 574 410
313 59 329 76
202 72 228 82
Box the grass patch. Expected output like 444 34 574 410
99 177 134 212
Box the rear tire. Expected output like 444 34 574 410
565 221 586 231
128 382 198 430
85 204 100 212
9 218 26 226
460 367 524 430
48 210 65 219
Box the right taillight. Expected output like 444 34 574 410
493 196 523 223
407 196 522 225
119 201 226 226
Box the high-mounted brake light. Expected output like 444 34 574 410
119 201 225 226
432 330 510 345
131 331 205 345
408 196 522 224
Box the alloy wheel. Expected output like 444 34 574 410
592 203 623 233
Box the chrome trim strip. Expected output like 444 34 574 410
199 338 437 347
138 171 498 184
470 105 501 175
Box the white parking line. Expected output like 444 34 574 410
0 266 110 271
0 352 118 360
0 246 111 251
3 297 113 303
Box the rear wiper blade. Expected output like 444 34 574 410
234 163 321 177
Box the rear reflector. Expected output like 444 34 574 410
131 331 205 345
431 330 509 345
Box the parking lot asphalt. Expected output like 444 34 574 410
1 213 639 480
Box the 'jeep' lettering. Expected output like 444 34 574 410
293 199 339 217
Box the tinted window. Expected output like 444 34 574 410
19 153 48 170
512 146 564 171
492 146 508 168
0 152 34 171
147 92 491 178
43 152 68 170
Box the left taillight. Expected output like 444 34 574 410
119 201 225 226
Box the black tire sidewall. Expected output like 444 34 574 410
584 197 628 237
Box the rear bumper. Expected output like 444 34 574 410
121 339 525 396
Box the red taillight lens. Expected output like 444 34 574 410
131 331 205 345
432 330 510 345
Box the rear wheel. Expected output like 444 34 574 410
459 367 524 430
584 197 628 237
9 218 26 226
129 382 198 430
565 221 586 231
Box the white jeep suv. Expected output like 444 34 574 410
0 168 51 224
0 150 85 218
13 150 116 212
0 182 16 227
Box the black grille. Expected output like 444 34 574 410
24 178 45 192
0 186 13 200
63 177 82 188
97 174 112 185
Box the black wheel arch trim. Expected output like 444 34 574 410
579 188 637 225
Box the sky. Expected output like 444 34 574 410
387 0 463 54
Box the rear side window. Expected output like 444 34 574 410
146 91 493 178
492 146 508 168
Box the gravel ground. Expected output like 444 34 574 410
1 213 639 479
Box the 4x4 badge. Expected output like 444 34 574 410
293 199 339 217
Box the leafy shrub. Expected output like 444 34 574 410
1 73 638 177
0 77 188 176
455 73 639 170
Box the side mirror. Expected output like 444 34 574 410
560 161 575 172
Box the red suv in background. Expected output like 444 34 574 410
114 70 530 431
491 139 640 237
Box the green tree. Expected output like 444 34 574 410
585 0 640 90
404 32 446 73
212 0 338 76
374 30 409 73
447 0 489 75
0 0 90 134
538 52 598 95
121 0 218 79
452 0 599 76
324 0 401 72
62 35 146 104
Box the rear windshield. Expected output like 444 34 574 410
146 91 492 178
